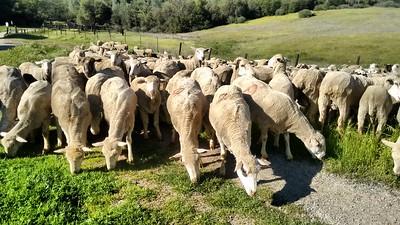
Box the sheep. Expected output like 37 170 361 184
52 64 92 174
127 56 152 81
392 64 400 76
357 82 400 134
318 71 373 131
231 58 274 83
381 138 400 176
153 58 181 78
179 47 209 70
233 76 326 160
213 64 233 85
92 77 137 169
368 63 381 74
0 66 27 132
209 85 262 196
291 68 325 127
0 81 51 156
191 67 220 100
85 73 115 135
166 77 209 183
19 60 52 82
131 75 162 140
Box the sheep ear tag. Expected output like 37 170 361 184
117 142 128 147
0 132 7 137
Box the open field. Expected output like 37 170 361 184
1 7 400 224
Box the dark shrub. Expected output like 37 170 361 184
298 9 315 18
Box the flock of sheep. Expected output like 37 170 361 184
0 40 399 196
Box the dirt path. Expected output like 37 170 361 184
0 32 21 51
249 152 400 225
201 149 400 225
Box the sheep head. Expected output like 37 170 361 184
192 47 210 62
181 152 200 183
0 132 28 157
304 131 326 160
381 138 400 176
93 138 127 170
235 155 258 196
145 75 160 100
65 146 85 174
78 57 98 78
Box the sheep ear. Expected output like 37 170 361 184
0 132 7 137
256 158 269 167
205 48 210 52
16 136 28 143
117 142 127 147
381 139 396 149
54 148 66 154
234 161 243 172
92 141 104 147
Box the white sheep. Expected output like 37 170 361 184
93 77 137 169
179 47 209 70
233 76 326 160
381 138 400 176
209 85 266 196
131 75 162 140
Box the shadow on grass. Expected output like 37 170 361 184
4 33 47 40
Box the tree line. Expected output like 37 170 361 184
1 0 399 33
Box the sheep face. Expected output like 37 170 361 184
236 160 258 196
193 48 210 62
65 147 84 174
41 61 52 80
388 83 400 103
101 138 126 170
304 132 326 160
146 76 160 100
79 57 96 78
110 51 122 66
0 135 27 157
381 139 400 176
182 152 200 183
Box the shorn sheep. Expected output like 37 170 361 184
93 77 137 170
131 75 162 140
209 85 266 196
233 76 326 160
1 81 51 156
166 77 209 183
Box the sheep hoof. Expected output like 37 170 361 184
261 155 269 160
127 158 134 164
286 155 293 161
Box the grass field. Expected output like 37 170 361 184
1 7 400 224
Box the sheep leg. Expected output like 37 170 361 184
42 119 50 154
153 108 162 140
260 128 269 159
273 134 280 149
284 133 293 160
376 111 388 137
56 119 64 147
139 109 149 139
171 128 177 144
307 102 319 127
357 107 367 134
337 101 350 132
126 127 134 163
217 134 227 176
318 94 330 128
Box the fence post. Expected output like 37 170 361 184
295 54 300 66
124 32 127 44
178 42 183 56
108 29 111 40
156 37 159 53
208 48 212 60
244 53 248 59
356 56 361 65
139 33 142 48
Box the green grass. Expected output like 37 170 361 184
0 143 321 224
324 123 400 187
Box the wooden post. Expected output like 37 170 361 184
108 29 111 40
156 37 159 53
178 42 183 56
124 32 127 44
208 48 212 60
356 56 361 65
295 54 300 66
244 53 248 59
139 33 142 48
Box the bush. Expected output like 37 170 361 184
375 0 400 7
275 7 287 15
337 4 350 8
298 9 315 18
314 4 328 10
